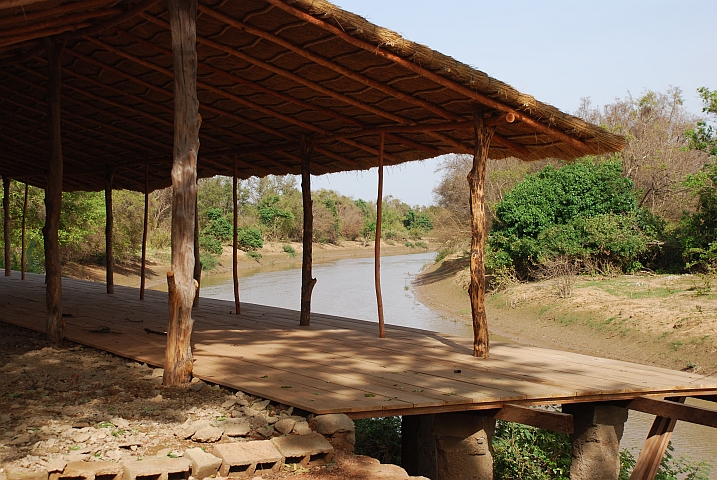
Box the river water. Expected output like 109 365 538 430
201 252 716 474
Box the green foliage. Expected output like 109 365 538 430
237 227 263 252
354 417 401 466
282 244 296 257
493 421 571 480
685 87 717 158
620 443 710 480
246 250 262 261
489 160 658 275
205 208 232 241
678 163 717 270
199 235 223 256
199 252 218 271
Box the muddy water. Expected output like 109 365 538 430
201 252 715 473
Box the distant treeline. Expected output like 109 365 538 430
0 175 435 273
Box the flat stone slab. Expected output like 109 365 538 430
184 447 222 479
272 433 334 467
50 461 122 480
213 440 283 477
122 457 191 480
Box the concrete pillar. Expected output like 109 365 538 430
433 412 495 480
402 414 437 479
562 403 628 480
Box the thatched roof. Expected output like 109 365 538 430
0 0 626 192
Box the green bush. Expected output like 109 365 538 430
199 251 218 271
205 207 232 241
246 250 262 261
354 417 401 466
493 421 571 480
282 244 296 257
414 241 428 249
238 227 263 252
199 234 223 255
678 163 717 271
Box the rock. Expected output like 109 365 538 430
235 390 247 399
190 381 205 392
230 409 243 418
152 368 164 377
242 406 258 417
221 398 237 409
184 447 222 479
224 419 251 437
251 400 270 411
292 421 312 435
4 468 47 480
111 417 130 429
192 425 223 443
174 420 208 440
45 458 66 473
266 416 278 425
329 431 356 452
249 416 268 430
236 398 249 407
71 432 91 443
255 426 274 438
271 433 334 467
274 418 296 435
149 394 163 403
313 414 355 435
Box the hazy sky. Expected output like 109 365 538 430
310 0 717 207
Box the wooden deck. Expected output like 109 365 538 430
2 272 717 418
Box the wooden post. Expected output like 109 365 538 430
163 0 200 386
2 175 10 277
42 36 65 345
21 182 28 280
375 133 385 338
468 112 495 358
300 136 316 326
630 398 686 480
232 154 240 315
192 189 200 308
140 163 148 299
105 167 114 294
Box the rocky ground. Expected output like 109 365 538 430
0 321 421 480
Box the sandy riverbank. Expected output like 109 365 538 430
413 255 717 374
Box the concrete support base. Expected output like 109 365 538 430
563 403 628 480
403 412 495 480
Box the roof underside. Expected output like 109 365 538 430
0 0 626 192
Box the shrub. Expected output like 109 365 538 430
282 244 296 257
199 251 218 271
354 417 401 466
493 421 571 480
199 234 223 255
246 250 262 261
414 241 428 249
237 227 263 252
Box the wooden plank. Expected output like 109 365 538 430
630 398 685 480
493 404 573 434
625 396 717 428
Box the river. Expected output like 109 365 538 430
201 251 716 475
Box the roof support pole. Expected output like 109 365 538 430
163 0 199 387
300 136 315 327
140 163 148 300
192 188 200 308
21 182 28 280
232 155 240 315
629 397 686 480
468 113 494 358
42 36 65 345
105 167 114 294
2 175 10 276
374 133 385 339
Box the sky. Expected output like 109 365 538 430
310 0 717 207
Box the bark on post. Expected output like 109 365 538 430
140 163 148 299
300 136 315 327
104 167 114 294
163 0 200 386
2 175 10 277
192 190 200 308
21 182 28 280
468 113 495 358
375 133 385 338
232 154 240 315
42 36 65 345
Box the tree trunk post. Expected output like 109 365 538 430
232 154 240 315
375 133 385 338
2 175 10 277
21 182 28 280
468 112 495 358
105 167 114 294
163 0 200 386
300 136 315 326
193 188 201 308
140 162 149 300
42 36 65 345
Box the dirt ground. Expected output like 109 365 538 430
414 255 717 375
0 321 418 479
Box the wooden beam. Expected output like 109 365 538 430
232 155 240 315
2 175 10 276
625 396 717 428
0 22 93 48
491 404 573 434
265 0 592 154
64 0 163 38
1 0 119 27
140 163 148 300
630 397 686 480
192 189 200 308
163 0 199 387
42 36 65 345
21 182 28 280
0 43 43 67
0 0 56 9
375 133 385 339
105 167 114 294
299 137 315 327
0 8 120 40
468 113 494 358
